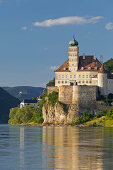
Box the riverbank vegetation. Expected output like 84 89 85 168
8 89 58 125
71 108 113 127
8 105 44 125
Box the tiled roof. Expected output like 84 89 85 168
55 56 102 72
21 99 37 103
78 56 102 71
55 59 70 72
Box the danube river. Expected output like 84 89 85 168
0 125 113 170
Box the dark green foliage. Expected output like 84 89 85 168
46 78 55 87
9 105 44 124
3 86 44 101
71 112 93 125
108 93 113 100
41 89 47 105
71 112 105 125
0 87 20 123
104 58 113 73
48 91 58 106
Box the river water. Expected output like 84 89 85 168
0 125 113 170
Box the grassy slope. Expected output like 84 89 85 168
79 116 113 127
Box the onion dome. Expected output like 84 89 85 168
69 35 78 46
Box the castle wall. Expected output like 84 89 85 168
59 85 97 108
107 79 113 95
59 86 73 104
47 86 58 95
98 73 107 96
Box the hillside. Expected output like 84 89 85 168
104 58 113 73
0 87 20 123
3 86 44 101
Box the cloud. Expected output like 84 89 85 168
49 66 59 71
21 26 28 31
105 22 113 30
33 16 103 27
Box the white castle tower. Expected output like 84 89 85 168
69 35 79 72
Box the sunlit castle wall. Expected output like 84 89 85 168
98 73 107 96
59 85 97 108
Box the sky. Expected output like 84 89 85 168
0 0 113 87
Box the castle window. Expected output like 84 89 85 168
79 75 81 78
86 81 88 83
86 75 88 78
65 81 67 83
81 67 84 70
82 81 84 83
58 81 60 84
89 81 92 83
89 75 92 78
58 75 60 78
74 75 76 78
62 81 64 83
79 81 81 83
70 75 72 78
62 75 64 78
65 75 67 78
82 75 84 78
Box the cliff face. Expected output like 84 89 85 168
42 102 93 125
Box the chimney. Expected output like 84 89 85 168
83 53 85 59
94 54 96 60
100 55 103 64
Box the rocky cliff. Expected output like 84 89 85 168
42 102 96 125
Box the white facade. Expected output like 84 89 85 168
20 102 38 108
55 37 113 97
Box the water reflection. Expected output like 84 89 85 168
42 127 103 170
5 125 113 170
20 126 24 170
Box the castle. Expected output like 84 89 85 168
55 36 113 97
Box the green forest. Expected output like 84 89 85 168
104 58 113 73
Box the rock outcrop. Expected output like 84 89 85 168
42 102 96 125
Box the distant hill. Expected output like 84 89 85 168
104 58 113 73
0 87 20 123
3 86 44 101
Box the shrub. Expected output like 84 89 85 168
48 91 58 106
71 112 93 125
46 78 55 87
106 108 113 119
108 93 113 100
8 105 44 124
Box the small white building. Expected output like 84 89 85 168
20 99 38 108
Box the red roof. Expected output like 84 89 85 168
55 56 102 72
55 59 70 72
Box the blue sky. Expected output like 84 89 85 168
0 0 113 87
